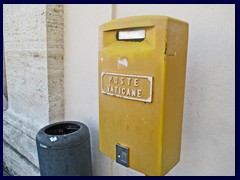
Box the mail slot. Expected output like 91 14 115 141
98 16 189 176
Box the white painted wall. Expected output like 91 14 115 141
64 4 235 176
64 4 111 175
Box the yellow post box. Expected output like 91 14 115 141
98 16 189 176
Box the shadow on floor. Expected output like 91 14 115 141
3 166 12 176
3 170 11 176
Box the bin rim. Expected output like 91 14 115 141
36 121 90 149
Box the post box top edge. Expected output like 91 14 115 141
99 15 188 31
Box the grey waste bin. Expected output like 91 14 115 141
36 121 92 176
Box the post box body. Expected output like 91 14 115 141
98 16 188 176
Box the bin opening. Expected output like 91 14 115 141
45 123 80 135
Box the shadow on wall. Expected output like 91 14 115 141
72 115 112 176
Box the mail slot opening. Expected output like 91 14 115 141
117 29 145 41
44 123 80 135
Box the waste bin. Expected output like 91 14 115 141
36 121 92 176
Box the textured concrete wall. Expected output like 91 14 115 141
64 4 235 176
3 4 64 176
3 49 8 100
4 4 49 130
46 5 64 123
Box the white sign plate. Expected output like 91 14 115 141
101 72 153 103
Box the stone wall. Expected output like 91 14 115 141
3 4 64 176
3 49 7 100
46 5 64 123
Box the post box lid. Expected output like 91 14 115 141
99 15 188 31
